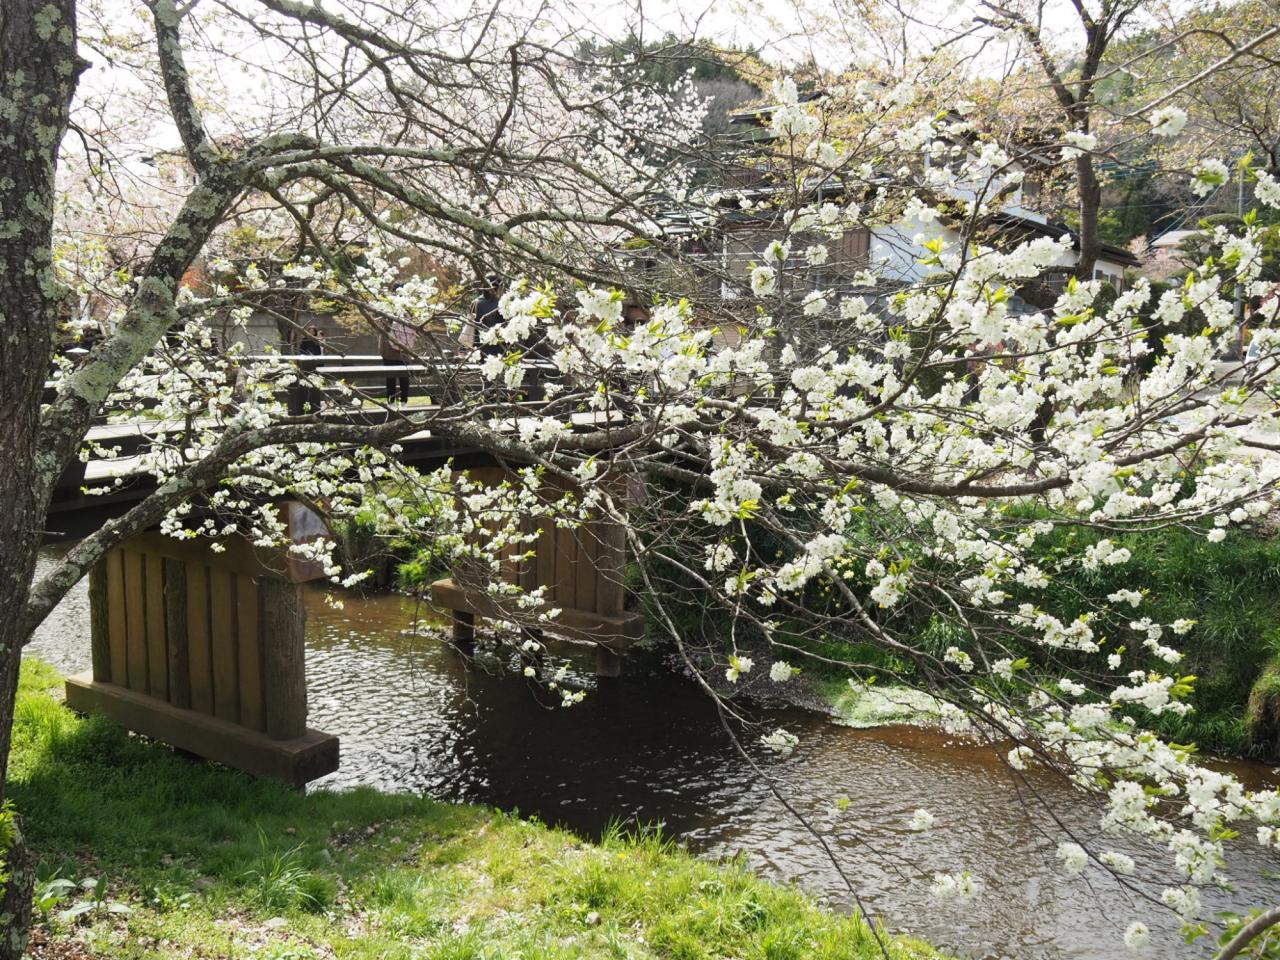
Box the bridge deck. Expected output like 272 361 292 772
56 407 624 515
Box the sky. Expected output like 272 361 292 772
582 0 1094 70
70 0 1139 165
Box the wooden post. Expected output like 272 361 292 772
123 550 148 694
452 609 475 649
164 557 191 710
186 563 213 715
260 577 307 741
237 575 265 732
68 526 338 786
595 646 623 679
209 567 239 723
595 481 628 679
144 553 168 700
88 561 111 683
106 550 128 686
595 513 627 618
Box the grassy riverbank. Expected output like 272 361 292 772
14 658 942 960
766 525 1280 758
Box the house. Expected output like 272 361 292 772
628 93 1138 310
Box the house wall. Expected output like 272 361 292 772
870 221 1131 291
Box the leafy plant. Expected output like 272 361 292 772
56 876 132 925
145 881 196 914
0 800 15 900
33 875 76 925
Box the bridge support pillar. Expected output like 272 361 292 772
429 466 643 680
66 519 338 787
595 646 623 679
450 610 475 652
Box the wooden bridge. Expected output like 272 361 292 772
52 352 642 787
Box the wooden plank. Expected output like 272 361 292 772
125 530 324 584
123 550 148 694
64 673 339 787
261 578 307 740
555 522 578 610
471 466 504 487
500 524 518 586
430 578 641 650
535 518 556 601
237 575 265 732
186 563 214 715
576 522 598 615
209 567 240 724
596 646 623 678
106 550 128 687
88 561 111 683
452 609 476 646
475 467 516 587
145 553 168 700
164 558 191 709
517 513 539 593
595 518 627 617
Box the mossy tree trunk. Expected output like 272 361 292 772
0 824 34 959
0 2 84 956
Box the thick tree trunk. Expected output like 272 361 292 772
0 2 83 957
0 823 34 958
1074 151 1102 280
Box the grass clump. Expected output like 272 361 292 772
15 658 945 959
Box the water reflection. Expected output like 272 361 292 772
26 554 1280 959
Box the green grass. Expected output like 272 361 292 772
816 680 943 729
1025 524 1280 756
14 659 944 960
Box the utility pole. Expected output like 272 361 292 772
1235 161 1247 360
1236 161 1246 323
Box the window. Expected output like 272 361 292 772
1092 265 1124 292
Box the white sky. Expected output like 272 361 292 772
72 0 1149 162
596 0 1094 70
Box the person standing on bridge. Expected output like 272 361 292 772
382 319 417 405
298 324 325 356
473 274 504 359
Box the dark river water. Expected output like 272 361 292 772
26 552 1280 959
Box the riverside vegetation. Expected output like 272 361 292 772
652 517 1280 760
822 524 1280 759
13 658 942 960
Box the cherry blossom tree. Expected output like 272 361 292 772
1 0 706 947
7 1 1280 957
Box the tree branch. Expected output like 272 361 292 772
148 0 217 177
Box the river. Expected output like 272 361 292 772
26 553 1280 959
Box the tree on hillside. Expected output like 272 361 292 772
7 2 1280 958
573 34 765 156
833 0 1279 274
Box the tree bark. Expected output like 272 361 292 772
0 822 34 959
1074 152 1103 280
0 2 83 956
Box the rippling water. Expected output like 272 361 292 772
27 550 1280 959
